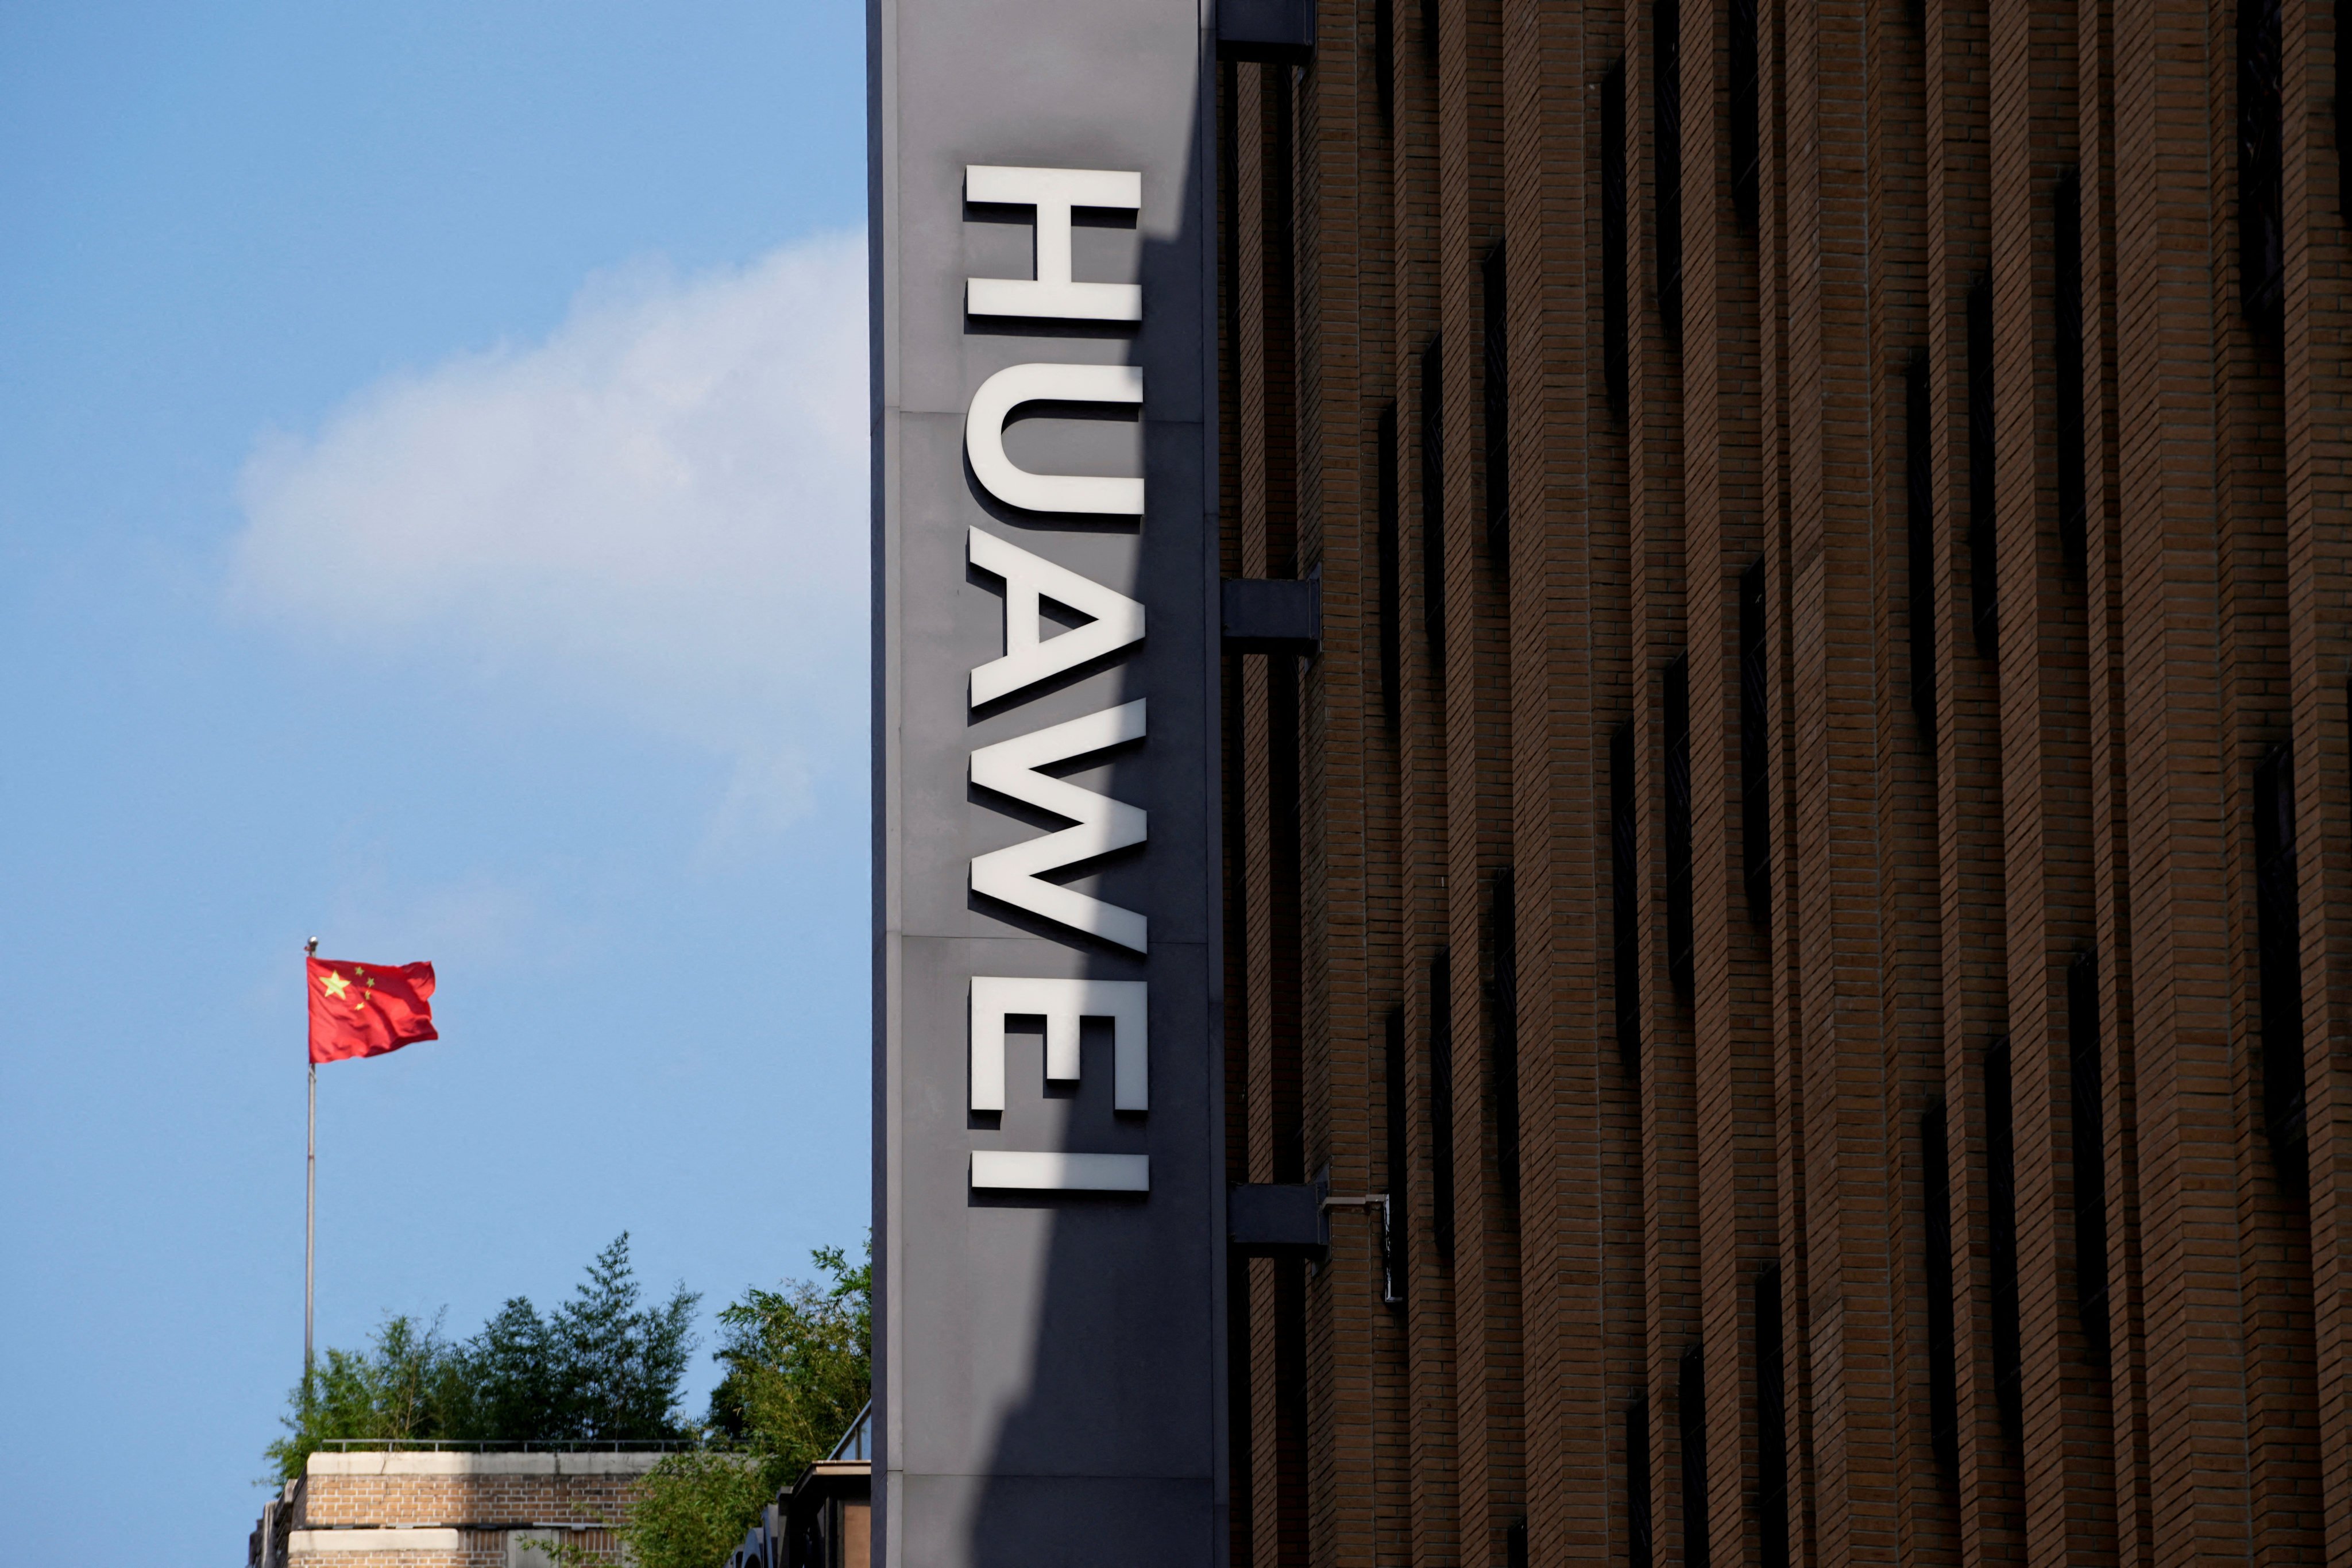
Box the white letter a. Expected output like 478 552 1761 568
968 528 1145 707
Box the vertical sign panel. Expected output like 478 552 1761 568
870 0 1222 1565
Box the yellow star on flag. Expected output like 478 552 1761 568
318 971 350 1001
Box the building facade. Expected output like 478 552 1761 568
1212 3 2352 1568
248 1449 657 1567
247 1440 872 1568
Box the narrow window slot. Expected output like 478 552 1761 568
1628 1393 1655 1568
2240 0 2285 339
1731 0 1759 234
2341 0 2351 222
1678 1345 1709 1568
2257 743 2307 1184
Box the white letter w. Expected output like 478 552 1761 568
968 701 1147 952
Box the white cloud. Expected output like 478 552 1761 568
229 233 869 828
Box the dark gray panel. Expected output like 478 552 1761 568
887 936 1216 1481
1227 1183 1331 1256
895 1474 1218 1568
1221 574 1323 651
1215 0 1317 61
871 0 1223 1564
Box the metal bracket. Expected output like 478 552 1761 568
1226 1171 1330 1257
1323 1191 1401 1306
1215 0 1316 62
1221 567 1322 654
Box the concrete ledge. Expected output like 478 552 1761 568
289 1527 466 1554
307 1450 671 1478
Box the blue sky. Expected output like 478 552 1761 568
0 3 870 1559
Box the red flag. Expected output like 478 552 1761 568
307 957 438 1064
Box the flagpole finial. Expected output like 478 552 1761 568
306 936 318 957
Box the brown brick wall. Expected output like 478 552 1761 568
1220 0 2352 1562
278 1453 662 1568
301 1474 641 1529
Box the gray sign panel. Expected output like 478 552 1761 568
869 0 1223 1563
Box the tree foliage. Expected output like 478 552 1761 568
464 1234 699 1442
262 1232 872 1568
611 1450 775 1568
267 1233 698 1481
264 1311 472 1478
705 1242 871 1473
619 1240 872 1568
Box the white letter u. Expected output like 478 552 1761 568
964 362 1145 516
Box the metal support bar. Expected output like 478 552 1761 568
1322 1192 1403 1306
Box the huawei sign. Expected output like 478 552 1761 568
957 163 1152 1195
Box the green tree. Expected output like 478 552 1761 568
266 1233 700 1481
265 1312 471 1481
466 1232 698 1442
611 1450 775 1568
544 1233 699 1440
705 1241 871 1471
619 1239 872 1568
457 1296 560 1441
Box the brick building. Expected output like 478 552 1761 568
1212 0 2352 1564
246 1437 872 1568
249 1450 659 1568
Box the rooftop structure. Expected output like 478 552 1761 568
248 1447 668 1568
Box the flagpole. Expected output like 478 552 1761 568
305 936 318 1378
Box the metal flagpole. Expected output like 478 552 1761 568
305 936 318 1377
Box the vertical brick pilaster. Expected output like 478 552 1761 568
1782 0 1905 1562
2070 0 2157 1555
1494 0 1640 1561
2110 0 2261 1556
1752 0 1824 1558
2284 0 2352 1557
1984 0 2117 1562
1290 10 1388 1568
1436 0 1526 1559
1389 0 1465 1555
1623 0 1699 1555
1863 0 1949 1561
1922 0 2023 1552
1678 0 1782 1557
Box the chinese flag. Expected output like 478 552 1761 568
308 957 438 1064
